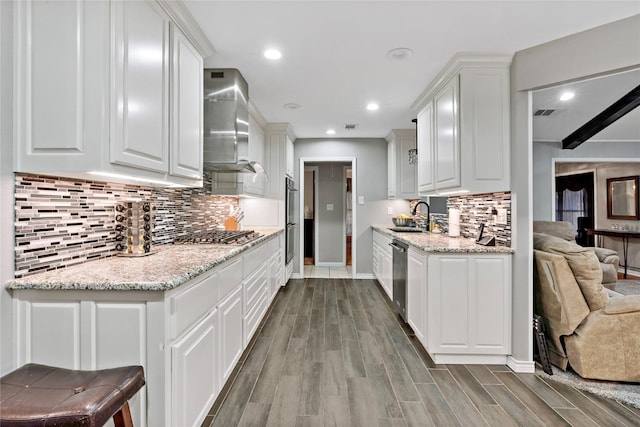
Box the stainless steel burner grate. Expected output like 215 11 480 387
173 230 261 245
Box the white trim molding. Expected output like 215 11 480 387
507 356 536 373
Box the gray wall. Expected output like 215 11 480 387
510 14 640 368
313 163 347 264
533 141 640 220
295 138 409 277
0 0 13 375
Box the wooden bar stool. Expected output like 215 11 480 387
0 363 145 427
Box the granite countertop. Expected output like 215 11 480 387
6 228 284 292
372 225 514 254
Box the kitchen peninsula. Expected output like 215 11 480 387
6 229 284 427
372 225 513 366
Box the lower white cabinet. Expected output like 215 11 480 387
406 248 512 365
407 248 427 345
171 309 218 427
372 230 393 299
12 233 284 427
219 285 243 383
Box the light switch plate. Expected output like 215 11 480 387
358 196 365 205
387 207 393 215
327 204 334 211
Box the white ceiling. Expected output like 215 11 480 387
184 1 640 139
532 69 640 143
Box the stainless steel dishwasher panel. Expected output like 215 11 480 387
390 239 408 322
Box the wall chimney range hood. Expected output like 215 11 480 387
203 69 259 173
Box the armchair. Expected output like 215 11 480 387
533 221 620 288
533 232 640 382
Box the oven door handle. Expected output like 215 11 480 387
389 242 406 252
287 223 296 229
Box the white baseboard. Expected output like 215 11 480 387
507 356 535 373
315 262 345 268
354 273 375 280
431 354 509 365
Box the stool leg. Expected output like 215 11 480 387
113 401 134 427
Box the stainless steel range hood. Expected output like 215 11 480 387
203 69 258 173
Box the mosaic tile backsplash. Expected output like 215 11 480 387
448 192 511 246
14 173 239 278
410 192 511 247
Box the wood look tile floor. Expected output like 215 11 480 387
202 279 640 426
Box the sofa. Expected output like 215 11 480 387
533 221 620 288
533 232 640 382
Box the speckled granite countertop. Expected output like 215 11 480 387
372 225 514 254
6 228 284 292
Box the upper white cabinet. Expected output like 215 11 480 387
14 0 208 187
386 129 418 199
170 25 204 180
416 102 435 193
264 123 296 200
412 54 511 196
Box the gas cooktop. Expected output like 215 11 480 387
173 230 262 245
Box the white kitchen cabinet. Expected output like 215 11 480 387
171 309 218 427
413 54 511 196
14 0 207 187
264 123 296 199
218 284 243 383
12 234 285 427
372 230 393 299
426 253 512 363
286 134 295 178
416 102 435 193
111 0 170 173
386 130 418 199
407 248 427 345
170 25 203 180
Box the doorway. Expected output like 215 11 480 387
299 157 356 279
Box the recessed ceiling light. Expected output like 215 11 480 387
264 49 282 60
386 47 414 61
366 102 379 111
560 91 575 101
283 103 301 110
326 129 336 135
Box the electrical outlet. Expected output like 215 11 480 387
387 207 393 215
496 208 508 225
327 204 334 211
358 196 365 205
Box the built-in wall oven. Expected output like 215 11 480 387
285 177 297 264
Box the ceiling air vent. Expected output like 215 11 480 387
533 109 555 116
344 124 359 130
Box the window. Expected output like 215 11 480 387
555 172 594 230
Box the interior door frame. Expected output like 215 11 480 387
299 157 356 278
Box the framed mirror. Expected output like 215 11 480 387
607 176 639 220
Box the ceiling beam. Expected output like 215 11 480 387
562 83 640 149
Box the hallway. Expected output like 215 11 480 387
204 279 640 426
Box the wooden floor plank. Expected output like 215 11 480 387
211 373 258 427
324 350 347 397
382 351 421 402
298 361 324 416
324 322 341 351
494 371 571 426
555 408 601 427
357 330 384 366
309 308 324 331
483 384 542 427
415 383 462 426
305 329 324 363
281 337 306 376
515 373 575 409
446 365 497 406
366 362 404 419
295 415 323 427
583 388 640 426
430 369 488 427
347 377 380 426
265 375 302 427
325 394 352 427
394 336 434 384
240 336 272 375
466 365 503 385
237 402 271 427
342 338 367 378
477 404 518 427
542 378 634 427
399 400 436 426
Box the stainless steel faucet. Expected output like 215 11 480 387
412 201 430 231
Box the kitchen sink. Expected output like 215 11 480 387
388 227 424 233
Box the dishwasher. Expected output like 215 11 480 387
390 239 408 322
